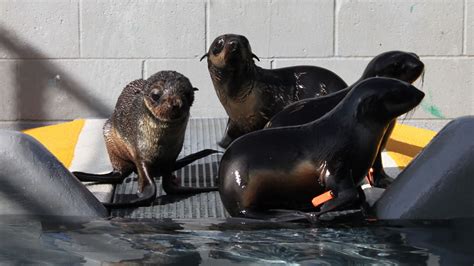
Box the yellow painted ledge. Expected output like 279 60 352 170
23 120 85 168
386 123 437 168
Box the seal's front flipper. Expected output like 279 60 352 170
173 149 221 171
319 187 364 214
218 119 242 148
370 120 396 188
104 181 157 208
218 135 234 149
370 154 393 188
105 161 157 208
73 171 125 184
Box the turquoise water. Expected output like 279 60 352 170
1 216 473 265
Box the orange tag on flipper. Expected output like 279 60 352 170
312 190 334 207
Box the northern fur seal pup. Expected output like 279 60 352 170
218 77 425 220
74 71 218 207
266 51 424 188
201 34 348 148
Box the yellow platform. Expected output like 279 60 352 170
23 119 85 168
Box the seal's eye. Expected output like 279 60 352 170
213 38 225 55
150 89 162 102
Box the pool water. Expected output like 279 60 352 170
1 216 473 265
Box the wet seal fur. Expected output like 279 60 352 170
218 77 425 221
201 34 348 148
74 71 218 208
266 51 425 188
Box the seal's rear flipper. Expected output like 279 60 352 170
163 174 218 194
237 209 365 224
167 186 219 194
73 171 125 184
239 209 313 223
173 149 221 171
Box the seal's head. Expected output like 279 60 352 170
362 51 424 84
201 34 259 69
144 71 197 122
352 77 425 123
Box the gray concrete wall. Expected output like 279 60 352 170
0 0 472 129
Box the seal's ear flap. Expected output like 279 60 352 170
200 53 209 61
193 87 199 91
357 96 380 119
252 53 260 61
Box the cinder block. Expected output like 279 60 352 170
0 61 17 120
273 58 370 85
145 59 271 117
337 0 464 56
411 58 473 119
1 59 142 120
0 0 79 58
467 1 474 55
81 0 205 58
209 0 334 58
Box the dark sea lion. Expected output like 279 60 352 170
74 71 218 208
218 77 425 221
266 51 425 188
201 34 348 148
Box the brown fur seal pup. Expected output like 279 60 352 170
74 71 218 208
218 77 425 221
201 34 348 148
266 51 424 188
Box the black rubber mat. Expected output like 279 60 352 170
110 118 230 219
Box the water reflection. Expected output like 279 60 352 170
0 216 473 265
204 227 429 265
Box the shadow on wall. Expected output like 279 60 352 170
0 25 111 128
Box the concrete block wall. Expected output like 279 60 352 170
0 0 472 130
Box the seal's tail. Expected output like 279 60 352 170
73 171 125 183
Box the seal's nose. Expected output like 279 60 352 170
228 40 239 52
170 98 182 109
409 52 420 60
406 58 424 81
412 61 424 73
411 86 425 103
163 95 183 110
